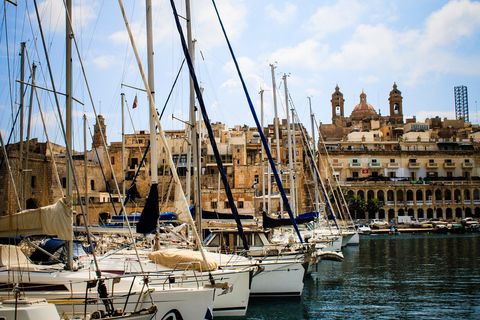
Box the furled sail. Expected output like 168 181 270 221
136 184 159 234
0 196 73 240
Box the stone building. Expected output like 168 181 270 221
318 84 480 221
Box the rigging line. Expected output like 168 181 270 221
33 0 103 277
25 50 64 197
170 0 249 251
293 107 339 230
62 0 135 235
124 96 144 156
314 116 354 223
159 58 185 121
211 0 303 243
4 1 16 137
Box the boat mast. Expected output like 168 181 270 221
19 42 25 210
185 0 202 235
65 0 74 271
84 114 89 225
283 74 295 215
146 0 158 188
270 64 283 216
121 93 126 198
308 97 319 212
291 107 298 215
260 89 266 212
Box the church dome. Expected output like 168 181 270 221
350 92 377 118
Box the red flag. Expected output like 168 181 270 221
132 95 138 109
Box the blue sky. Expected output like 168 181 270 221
1 0 480 150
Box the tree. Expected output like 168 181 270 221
366 198 384 219
348 195 366 219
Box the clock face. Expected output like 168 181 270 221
95 127 99 133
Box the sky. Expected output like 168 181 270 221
1 0 480 151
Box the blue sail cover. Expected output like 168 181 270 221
262 211 319 229
170 0 250 250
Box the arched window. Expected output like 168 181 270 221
454 189 461 204
416 190 423 204
397 190 404 203
445 189 452 204
367 190 374 200
377 190 385 203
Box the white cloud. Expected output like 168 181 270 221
192 0 248 49
35 0 97 34
266 39 326 70
303 0 364 38
265 3 297 24
92 55 117 69
358 75 379 84
423 0 480 49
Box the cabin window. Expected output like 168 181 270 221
254 234 263 246
208 234 220 247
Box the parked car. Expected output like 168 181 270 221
370 219 389 228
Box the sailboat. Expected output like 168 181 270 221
0 0 215 319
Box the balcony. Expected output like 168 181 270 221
444 162 456 169
331 162 344 168
369 162 382 168
350 162 362 168
462 162 474 169
387 163 399 169
408 162 421 169
426 163 438 169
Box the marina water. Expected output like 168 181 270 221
230 233 480 320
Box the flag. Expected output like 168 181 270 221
132 95 138 109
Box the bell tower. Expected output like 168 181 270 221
92 115 107 149
331 84 345 125
388 82 404 125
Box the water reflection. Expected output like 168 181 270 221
243 234 480 320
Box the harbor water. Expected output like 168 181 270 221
235 233 480 320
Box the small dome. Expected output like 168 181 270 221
350 92 377 118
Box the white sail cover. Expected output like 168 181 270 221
174 183 195 225
0 196 73 240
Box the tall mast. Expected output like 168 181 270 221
121 93 126 198
283 74 295 215
308 96 319 212
84 115 89 226
291 107 298 215
260 89 266 212
19 42 25 210
270 63 283 215
185 0 201 235
146 0 157 185
65 0 74 271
